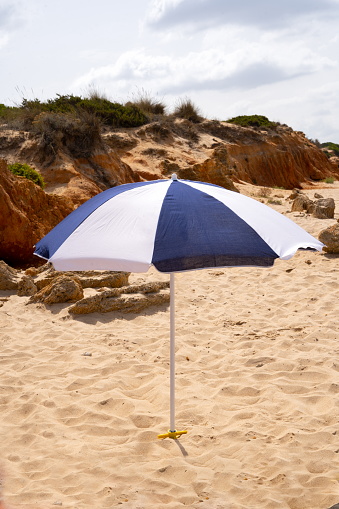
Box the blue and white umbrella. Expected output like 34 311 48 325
34 174 323 438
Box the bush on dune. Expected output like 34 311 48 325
8 162 45 188
172 98 202 123
0 94 148 129
226 115 277 128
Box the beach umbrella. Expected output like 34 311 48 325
34 174 323 439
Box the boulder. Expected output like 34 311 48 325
313 197 335 219
291 194 315 213
318 221 339 253
0 260 19 290
29 275 84 304
291 194 335 218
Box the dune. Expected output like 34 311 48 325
0 183 338 509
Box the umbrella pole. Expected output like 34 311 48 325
170 271 176 432
158 273 187 440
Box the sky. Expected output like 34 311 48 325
1 0 339 142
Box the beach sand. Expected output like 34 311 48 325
0 184 339 509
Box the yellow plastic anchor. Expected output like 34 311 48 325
157 429 188 439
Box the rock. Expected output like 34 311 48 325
31 267 130 291
327 505 339 509
318 221 339 253
291 194 315 213
314 192 323 199
69 281 170 314
0 159 74 267
25 262 55 278
0 260 19 290
217 128 338 189
17 275 37 296
288 189 300 200
313 197 335 219
29 275 84 304
176 146 239 192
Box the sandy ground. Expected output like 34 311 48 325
0 183 339 509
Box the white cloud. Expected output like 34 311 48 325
146 0 339 31
0 0 27 51
73 32 335 99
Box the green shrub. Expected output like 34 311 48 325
226 115 277 128
80 98 148 127
173 98 202 123
1 94 149 130
8 162 45 188
322 177 335 184
44 94 148 127
0 103 25 125
320 142 339 157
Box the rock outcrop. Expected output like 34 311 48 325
0 260 19 290
223 129 334 189
119 119 339 190
26 263 130 290
29 275 84 304
68 281 170 314
17 274 37 296
0 260 169 314
0 159 74 267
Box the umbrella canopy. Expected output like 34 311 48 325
34 174 323 439
35 175 323 272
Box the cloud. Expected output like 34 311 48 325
146 0 339 31
73 43 334 99
0 1 19 29
0 1 25 51
0 6 13 29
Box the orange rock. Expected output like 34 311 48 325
0 159 73 267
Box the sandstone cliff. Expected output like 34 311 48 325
0 159 73 266
1 118 338 267
114 120 337 190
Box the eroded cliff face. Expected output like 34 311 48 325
1 119 338 267
226 132 331 188
0 159 74 267
115 120 337 190
0 130 141 206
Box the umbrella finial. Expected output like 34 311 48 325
171 173 178 181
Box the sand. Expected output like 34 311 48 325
0 184 339 509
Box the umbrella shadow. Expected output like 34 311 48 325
31 301 169 322
174 439 189 457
